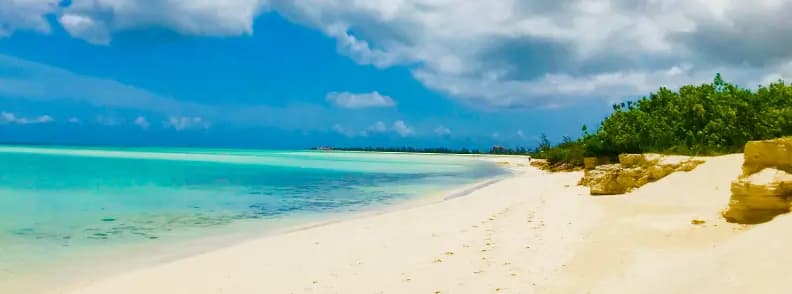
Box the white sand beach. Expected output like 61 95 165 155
59 154 786 294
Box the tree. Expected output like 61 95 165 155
540 74 792 168
538 133 551 153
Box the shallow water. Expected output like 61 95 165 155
0 145 504 289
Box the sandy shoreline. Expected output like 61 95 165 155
4 156 509 294
51 154 789 293
1 156 508 294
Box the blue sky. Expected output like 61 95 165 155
1 1 789 149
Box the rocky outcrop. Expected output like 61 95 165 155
583 157 613 170
530 159 582 172
529 159 550 171
723 137 792 224
583 157 598 170
579 153 703 195
741 137 792 175
579 164 644 195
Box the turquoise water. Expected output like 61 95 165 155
0 145 504 288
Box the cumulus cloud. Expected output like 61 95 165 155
325 91 396 109
134 116 150 129
367 121 387 133
61 0 264 44
392 120 414 137
165 116 210 130
334 120 415 137
67 117 80 123
95 115 118 126
333 121 387 137
333 123 368 137
0 0 58 37
0 111 54 124
434 126 451 136
269 0 792 108
1 0 264 44
59 13 111 45
4 1 792 108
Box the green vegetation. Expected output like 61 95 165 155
536 74 792 167
532 134 585 167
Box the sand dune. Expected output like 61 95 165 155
62 154 788 293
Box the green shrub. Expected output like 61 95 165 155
539 74 792 167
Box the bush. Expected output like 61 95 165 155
532 136 585 168
586 74 792 156
538 74 792 167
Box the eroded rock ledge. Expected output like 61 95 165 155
723 137 792 224
529 159 582 172
579 154 703 195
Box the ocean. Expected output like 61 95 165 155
0 145 505 290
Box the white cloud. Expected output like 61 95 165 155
333 123 368 137
367 121 387 133
1 111 54 124
333 124 350 136
0 0 58 37
434 126 451 136
134 116 150 129
334 120 415 137
269 0 792 108
1 0 264 44
59 13 111 45
392 120 415 137
165 116 210 131
333 121 389 137
67 117 80 123
4 1 792 108
325 91 396 109
95 115 118 126
60 0 265 44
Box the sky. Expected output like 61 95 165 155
1 0 791 150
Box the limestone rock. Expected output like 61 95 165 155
724 168 792 224
531 158 582 172
742 137 792 175
580 154 702 195
723 137 792 224
584 156 613 170
584 157 598 170
647 165 673 181
581 164 627 195
618 154 646 168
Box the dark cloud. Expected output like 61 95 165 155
673 5 792 68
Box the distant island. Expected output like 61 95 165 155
312 145 533 155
